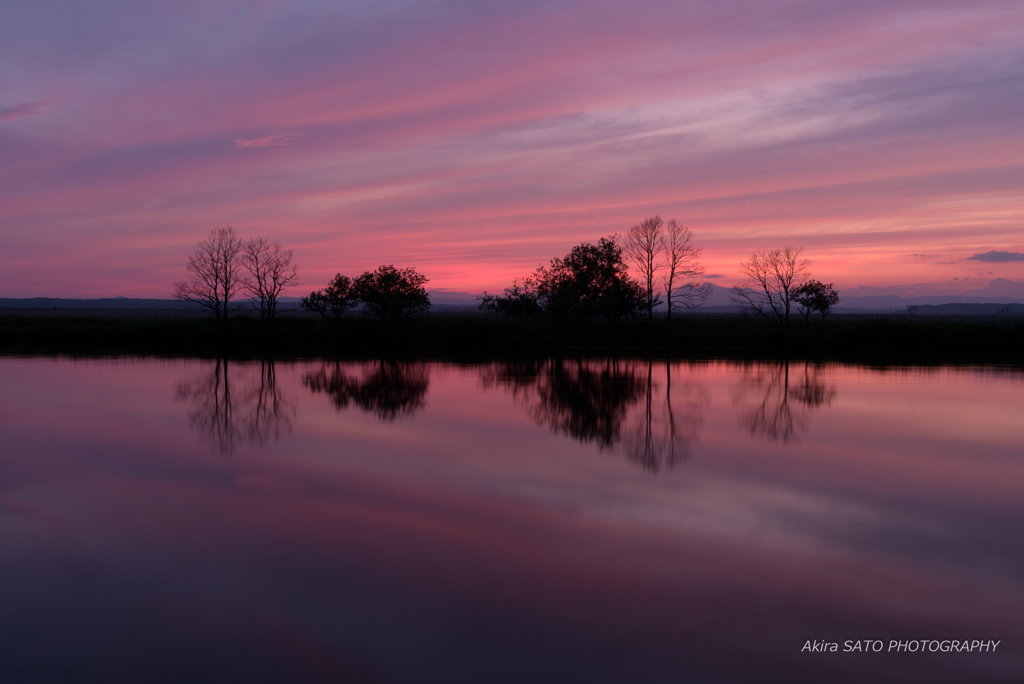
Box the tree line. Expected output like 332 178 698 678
478 216 711 323
173 220 839 325
731 247 839 324
478 215 838 324
172 226 431 321
300 266 430 321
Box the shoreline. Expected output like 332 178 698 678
1 312 1022 365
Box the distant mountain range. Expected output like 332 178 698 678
0 297 209 309
3 279 1023 315
693 280 1024 312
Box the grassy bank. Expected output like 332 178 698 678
1 313 1022 364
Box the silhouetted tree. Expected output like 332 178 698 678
480 238 645 322
625 216 664 321
793 280 840 321
242 237 298 320
352 265 430 320
730 246 809 324
478 278 542 318
301 273 359 320
173 226 245 320
662 220 711 320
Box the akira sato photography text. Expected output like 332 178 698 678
803 640 1001 653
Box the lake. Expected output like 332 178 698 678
0 357 1022 683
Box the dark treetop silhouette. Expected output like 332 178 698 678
794 280 841 321
353 265 430 320
480 237 645 322
302 266 430 320
300 273 358 320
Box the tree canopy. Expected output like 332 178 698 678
351 265 430 320
301 273 358 320
794 280 840 320
481 237 645 322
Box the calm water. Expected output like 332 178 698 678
1 357 1022 683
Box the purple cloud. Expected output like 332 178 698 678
967 251 1024 262
234 135 296 149
0 102 44 123
1 1 1024 296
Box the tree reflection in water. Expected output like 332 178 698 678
175 359 294 456
481 359 707 472
733 361 836 442
621 360 707 471
303 361 429 421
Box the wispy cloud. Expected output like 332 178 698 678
967 251 1024 262
0 102 45 123
2 1 1024 296
233 134 295 149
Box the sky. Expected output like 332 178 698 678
1 0 1023 298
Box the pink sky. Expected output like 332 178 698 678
1 0 1023 298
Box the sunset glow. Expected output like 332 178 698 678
2 1 1022 297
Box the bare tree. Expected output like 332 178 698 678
625 216 664 321
662 220 711 320
173 226 245 320
730 246 809 325
242 237 298 320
